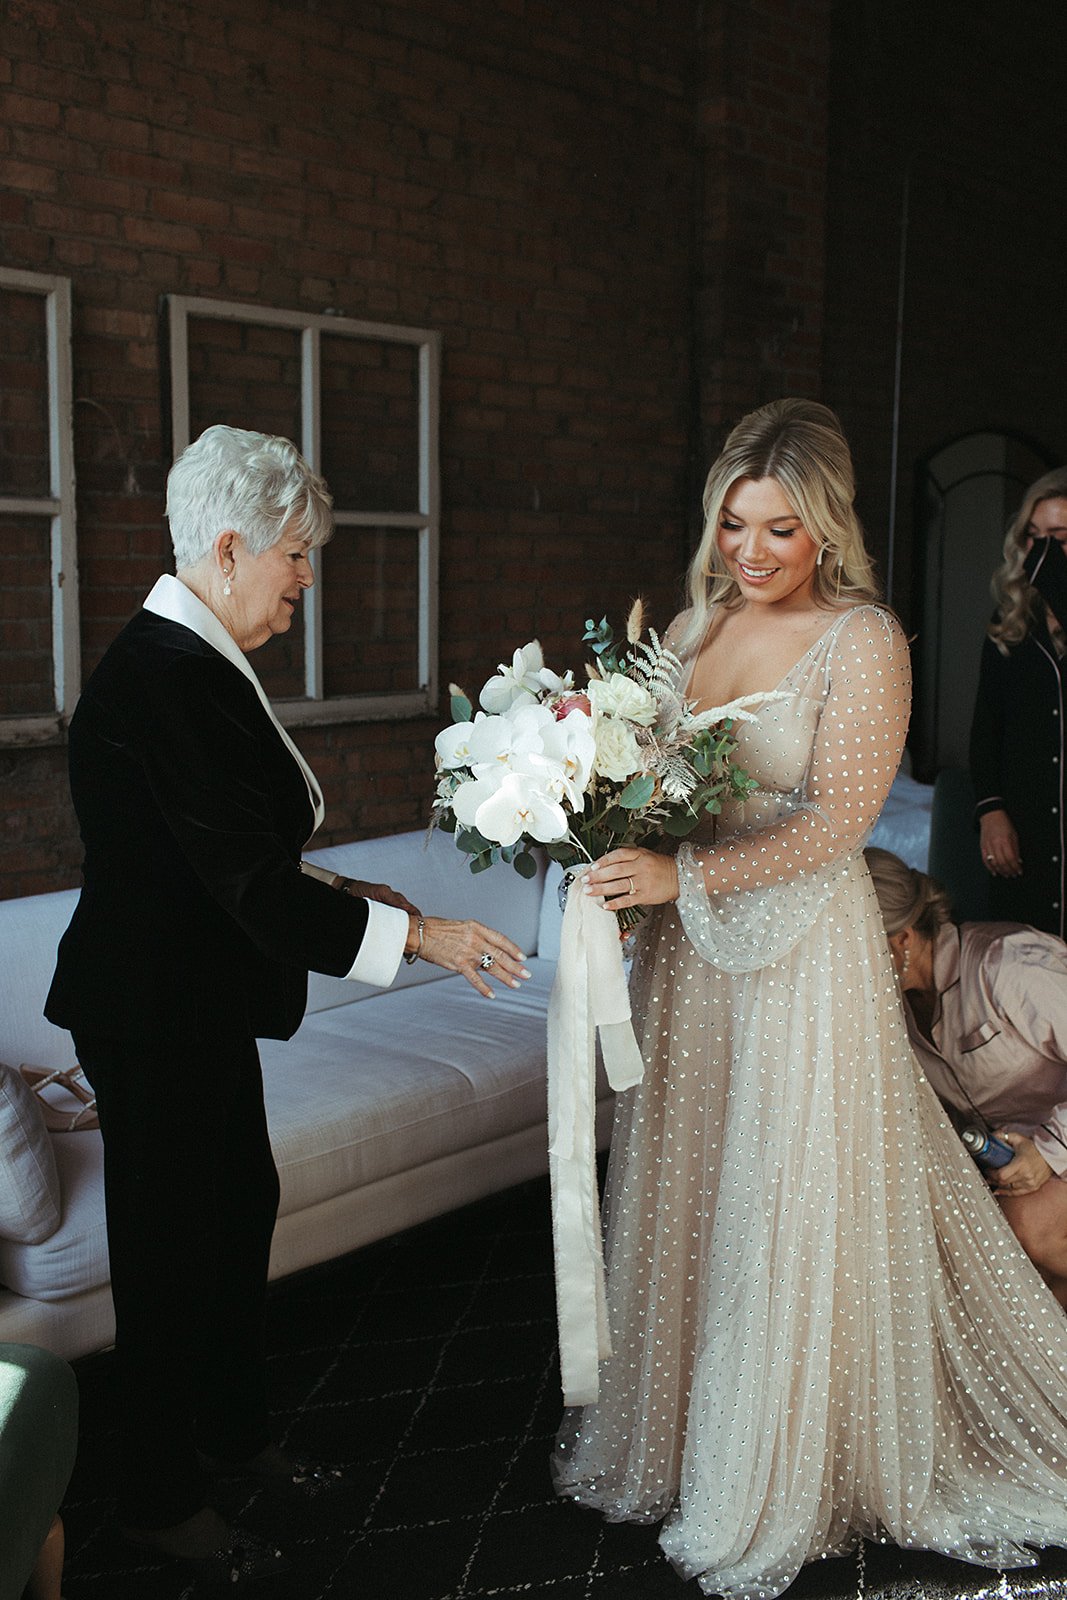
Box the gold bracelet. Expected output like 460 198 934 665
403 916 425 965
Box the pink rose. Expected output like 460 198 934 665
553 692 591 721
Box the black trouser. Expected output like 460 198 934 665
75 1033 281 1529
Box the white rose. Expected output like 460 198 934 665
588 673 658 726
593 718 644 782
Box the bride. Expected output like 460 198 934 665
554 398 1067 1598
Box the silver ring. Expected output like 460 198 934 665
628 876 635 895
479 952 495 971
985 854 995 862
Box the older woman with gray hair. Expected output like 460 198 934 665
865 845 1067 1310
45 425 529 1585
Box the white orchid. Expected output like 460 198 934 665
435 717 479 769
452 768 568 847
538 708 596 797
537 664 575 695
479 642 546 713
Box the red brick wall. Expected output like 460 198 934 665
694 0 831 472
0 0 698 897
4 0 1063 899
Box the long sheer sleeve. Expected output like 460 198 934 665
674 607 911 971
681 606 910 893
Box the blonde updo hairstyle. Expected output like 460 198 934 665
864 847 954 941
682 398 879 649
988 466 1067 653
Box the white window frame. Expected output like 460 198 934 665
0 268 79 745
167 296 440 726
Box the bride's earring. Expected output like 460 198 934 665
816 548 824 567
901 948 910 983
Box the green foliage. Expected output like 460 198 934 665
618 773 656 809
513 850 538 879
456 826 493 855
450 691 473 722
582 616 626 676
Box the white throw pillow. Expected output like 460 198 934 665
0 1061 62 1244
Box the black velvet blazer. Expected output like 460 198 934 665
46 609 370 1044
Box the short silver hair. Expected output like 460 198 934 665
166 424 333 569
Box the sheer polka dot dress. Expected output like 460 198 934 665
554 605 1067 1598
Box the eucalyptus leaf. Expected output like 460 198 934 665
470 852 495 874
457 827 493 855
618 773 656 810
513 851 538 880
450 691 473 722
661 811 700 836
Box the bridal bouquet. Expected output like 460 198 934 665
431 603 771 915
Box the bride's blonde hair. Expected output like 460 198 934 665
681 398 879 649
988 467 1067 654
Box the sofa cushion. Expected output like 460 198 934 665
260 958 559 1217
0 1131 108 1300
0 1065 62 1245
0 891 80 1074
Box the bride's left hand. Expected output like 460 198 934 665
585 847 679 910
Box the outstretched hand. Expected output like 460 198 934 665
420 918 531 999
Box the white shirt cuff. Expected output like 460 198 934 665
344 899 409 986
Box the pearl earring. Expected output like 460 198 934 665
223 568 233 597
901 948 910 982
817 548 824 567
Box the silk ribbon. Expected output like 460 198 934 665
547 865 644 1405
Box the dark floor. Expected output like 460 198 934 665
60 1177 1067 1600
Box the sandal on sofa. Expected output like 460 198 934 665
18 1065 99 1132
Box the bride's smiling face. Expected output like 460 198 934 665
717 477 821 608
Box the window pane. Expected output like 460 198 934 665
322 526 420 696
0 289 50 499
186 318 302 448
320 336 419 513
0 513 53 715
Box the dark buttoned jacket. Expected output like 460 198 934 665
46 608 369 1043
970 614 1066 940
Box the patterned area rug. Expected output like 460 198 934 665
60 1176 1067 1599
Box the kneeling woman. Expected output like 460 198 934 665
866 845 1067 1308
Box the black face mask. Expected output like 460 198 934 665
1023 537 1067 634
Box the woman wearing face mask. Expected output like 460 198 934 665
971 468 1067 936
866 845 1067 1311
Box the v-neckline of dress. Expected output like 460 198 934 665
685 603 862 708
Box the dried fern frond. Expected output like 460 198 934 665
629 631 683 696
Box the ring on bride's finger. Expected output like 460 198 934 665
479 952 495 970
628 876 635 895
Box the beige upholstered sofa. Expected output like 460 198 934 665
0 829 600 1361
0 770 932 1363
